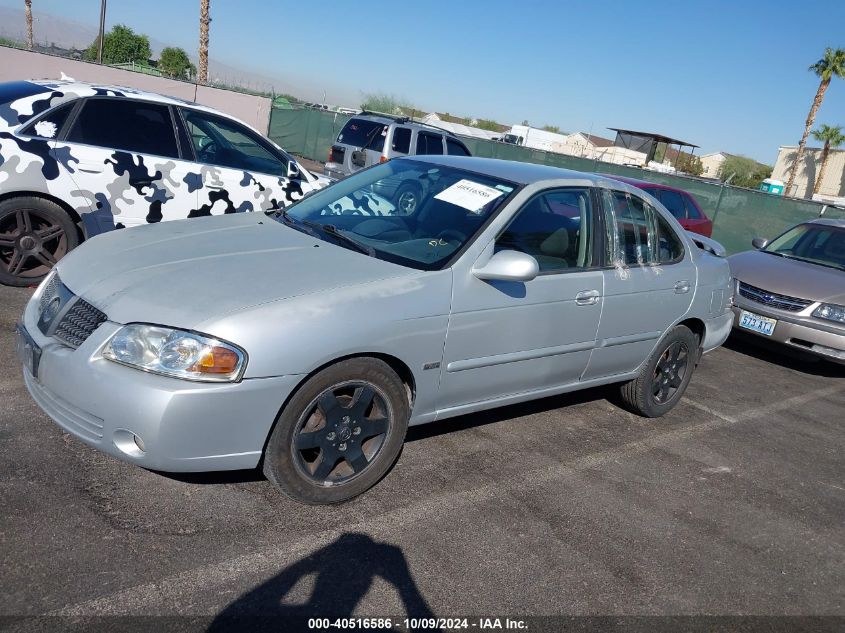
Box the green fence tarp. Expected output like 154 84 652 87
269 107 844 255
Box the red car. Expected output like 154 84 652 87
605 176 713 237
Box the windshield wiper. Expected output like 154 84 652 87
274 208 320 238
318 223 376 257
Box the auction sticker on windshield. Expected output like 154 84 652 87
435 179 504 213
738 309 777 336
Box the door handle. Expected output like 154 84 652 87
575 290 601 306
674 280 691 294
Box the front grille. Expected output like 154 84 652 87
53 298 107 348
738 281 812 312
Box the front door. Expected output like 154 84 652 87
582 188 695 380
179 107 313 216
56 96 198 231
438 188 604 412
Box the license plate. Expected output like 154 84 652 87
15 323 41 379
738 310 777 336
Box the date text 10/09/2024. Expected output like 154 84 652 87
308 618 529 630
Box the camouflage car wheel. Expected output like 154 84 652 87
0 197 79 287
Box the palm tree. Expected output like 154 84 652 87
785 48 845 197
198 0 210 83
24 0 33 50
810 124 845 195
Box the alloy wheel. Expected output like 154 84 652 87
651 340 689 404
0 207 68 281
291 380 392 485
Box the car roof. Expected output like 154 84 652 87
404 155 626 186
6 79 264 135
601 174 683 192
808 217 845 228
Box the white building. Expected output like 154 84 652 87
699 152 732 178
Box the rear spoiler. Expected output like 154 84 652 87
686 232 726 257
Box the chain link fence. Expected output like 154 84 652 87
269 108 844 255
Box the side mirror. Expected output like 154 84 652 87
751 237 768 250
472 250 539 282
286 161 301 179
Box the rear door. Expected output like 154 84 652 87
179 107 313 216
56 97 197 231
583 188 694 380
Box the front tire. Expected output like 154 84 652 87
619 325 698 418
0 196 79 287
263 358 410 505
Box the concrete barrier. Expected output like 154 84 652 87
0 46 271 132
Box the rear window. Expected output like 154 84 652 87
658 189 687 220
417 132 444 155
446 138 470 156
337 118 386 151
684 193 704 219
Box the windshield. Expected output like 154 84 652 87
337 118 387 151
280 159 517 270
764 223 845 270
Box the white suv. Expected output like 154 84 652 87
0 79 328 286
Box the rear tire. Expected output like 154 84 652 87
0 196 79 287
619 325 698 418
263 358 410 505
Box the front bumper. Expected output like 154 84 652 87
731 296 845 365
18 296 303 472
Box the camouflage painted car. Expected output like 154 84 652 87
0 79 329 286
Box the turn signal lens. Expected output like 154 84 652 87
192 346 241 374
380 155 388 163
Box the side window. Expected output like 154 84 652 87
391 127 411 154
496 188 593 272
684 193 703 219
181 109 286 175
658 190 687 220
655 212 685 263
603 190 656 265
446 138 470 156
416 132 444 155
66 98 178 158
604 190 683 265
20 101 75 139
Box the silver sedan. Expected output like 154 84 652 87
16 156 733 504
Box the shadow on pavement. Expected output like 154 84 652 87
206 532 440 632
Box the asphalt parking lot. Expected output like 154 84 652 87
1 283 843 628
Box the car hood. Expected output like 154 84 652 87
729 250 845 304
56 214 417 328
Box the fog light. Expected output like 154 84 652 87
113 429 146 457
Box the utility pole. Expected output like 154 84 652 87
96 0 107 64
198 0 211 84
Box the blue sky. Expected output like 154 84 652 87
3 0 844 163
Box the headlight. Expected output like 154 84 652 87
103 324 246 382
813 303 845 324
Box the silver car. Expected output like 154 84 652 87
16 156 733 504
